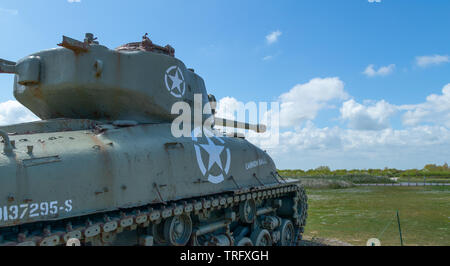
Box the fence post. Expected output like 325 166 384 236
396 210 404 246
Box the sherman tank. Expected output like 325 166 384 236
0 33 307 246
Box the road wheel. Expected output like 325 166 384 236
239 199 256 224
279 219 295 246
163 214 193 246
251 229 272 246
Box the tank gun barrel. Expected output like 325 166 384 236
214 117 267 133
0 58 16 74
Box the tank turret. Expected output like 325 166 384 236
1 33 267 133
1 33 209 124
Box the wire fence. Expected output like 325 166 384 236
355 182 450 187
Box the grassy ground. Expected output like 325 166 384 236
303 186 450 246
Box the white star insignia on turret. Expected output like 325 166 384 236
168 68 184 95
164 66 185 98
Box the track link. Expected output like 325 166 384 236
0 182 308 246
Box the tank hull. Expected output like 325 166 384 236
0 120 276 228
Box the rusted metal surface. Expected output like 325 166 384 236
0 119 101 135
116 33 175 57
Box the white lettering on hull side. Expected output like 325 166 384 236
245 159 268 170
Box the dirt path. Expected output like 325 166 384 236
299 236 353 246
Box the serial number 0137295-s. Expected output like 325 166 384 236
0 200 73 222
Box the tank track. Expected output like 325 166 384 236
0 182 308 246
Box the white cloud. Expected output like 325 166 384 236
415 55 449 68
215 97 242 121
0 100 39 126
67 0 81 3
262 55 274 61
401 83 450 127
280 124 448 152
363 64 395 77
368 0 382 3
266 30 282 45
214 80 450 169
0 8 18 15
217 77 348 129
278 77 348 127
340 99 397 130
249 121 450 170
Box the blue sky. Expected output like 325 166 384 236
1 0 450 170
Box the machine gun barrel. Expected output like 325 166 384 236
0 59 16 74
214 117 267 133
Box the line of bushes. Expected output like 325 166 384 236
281 174 394 185
279 163 450 179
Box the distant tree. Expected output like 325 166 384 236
315 166 330 172
278 163 450 179
424 164 438 171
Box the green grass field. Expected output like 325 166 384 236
303 186 450 246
